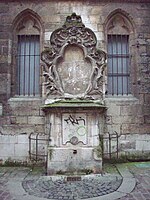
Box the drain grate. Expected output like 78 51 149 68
66 176 81 181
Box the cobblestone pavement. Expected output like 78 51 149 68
22 171 122 199
0 162 150 200
118 163 150 200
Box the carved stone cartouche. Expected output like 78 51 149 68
41 13 106 100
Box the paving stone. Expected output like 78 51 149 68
0 163 149 200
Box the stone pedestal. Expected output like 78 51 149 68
47 147 102 174
43 103 105 174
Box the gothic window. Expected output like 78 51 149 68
106 13 133 96
17 34 40 96
13 12 42 96
107 34 129 95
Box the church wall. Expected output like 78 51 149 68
0 0 149 163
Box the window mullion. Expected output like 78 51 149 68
24 35 26 96
18 35 21 95
28 35 31 96
111 34 114 95
121 35 123 95
33 35 36 96
116 35 119 95
126 35 129 95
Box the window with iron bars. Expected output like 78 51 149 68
107 34 130 95
17 35 40 96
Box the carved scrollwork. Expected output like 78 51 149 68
85 50 106 96
41 13 106 99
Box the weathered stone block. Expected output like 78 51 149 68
144 115 150 124
8 98 42 116
0 63 8 73
0 4 9 13
112 115 144 125
0 74 11 94
89 15 100 24
0 134 18 144
121 124 140 134
85 22 98 32
10 116 16 124
47 147 102 174
106 104 121 116
120 104 142 116
142 105 150 115
91 7 102 15
16 116 28 124
138 125 150 134
107 124 121 134
28 116 45 125
34 124 45 133
14 143 28 157
95 31 103 40
144 93 150 104
0 116 11 126
1 125 34 135
0 134 29 161
42 15 61 23
136 140 150 151
0 143 15 158
119 140 136 151
0 32 9 39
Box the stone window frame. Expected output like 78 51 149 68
104 9 138 98
11 9 44 98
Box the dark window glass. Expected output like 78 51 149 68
17 35 40 96
107 35 130 95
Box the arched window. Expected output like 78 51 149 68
13 10 43 96
105 12 134 96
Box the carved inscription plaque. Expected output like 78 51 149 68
62 113 87 145
57 46 92 95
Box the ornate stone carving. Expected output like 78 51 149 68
41 13 106 99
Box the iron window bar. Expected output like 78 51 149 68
17 35 40 96
107 34 130 95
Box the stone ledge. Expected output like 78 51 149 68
42 99 107 109
8 97 42 102
105 95 139 103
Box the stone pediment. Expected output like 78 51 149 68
41 13 106 101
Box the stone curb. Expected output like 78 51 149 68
6 164 136 200
86 164 136 200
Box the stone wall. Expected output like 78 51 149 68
0 0 150 162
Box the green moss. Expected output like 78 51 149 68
56 168 93 175
126 152 150 162
104 163 120 174
103 151 150 164
48 147 55 160
93 134 104 159
103 155 128 164
0 157 28 167
30 166 45 175
42 99 106 109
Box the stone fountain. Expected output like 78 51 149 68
41 13 107 175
